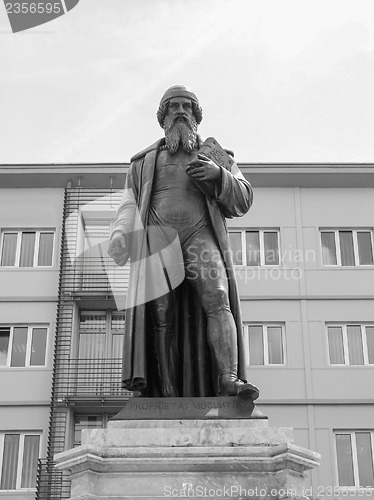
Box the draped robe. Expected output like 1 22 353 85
112 137 253 397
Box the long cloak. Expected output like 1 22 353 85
113 137 253 397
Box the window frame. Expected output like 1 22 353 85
76 205 117 259
320 228 374 267
78 310 125 360
0 431 42 491
326 323 374 366
229 228 281 267
0 324 49 368
0 229 56 268
73 413 115 447
334 430 374 489
244 323 286 366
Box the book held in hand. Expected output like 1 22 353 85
188 137 234 198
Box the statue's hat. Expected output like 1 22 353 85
159 85 199 106
157 85 202 126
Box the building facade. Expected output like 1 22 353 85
0 163 373 499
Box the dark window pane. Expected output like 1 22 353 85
21 435 39 488
19 232 35 267
336 434 355 486
264 232 279 265
1 233 17 266
267 326 283 364
328 327 345 364
245 231 260 266
229 232 242 265
366 326 374 364
321 232 337 265
30 328 47 366
357 232 373 265
248 326 264 365
10 327 28 367
339 231 355 266
0 434 20 490
0 327 10 366
347 325 364 365
356 433 374 487
38 232 54 266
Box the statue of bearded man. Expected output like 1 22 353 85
108 85 259 400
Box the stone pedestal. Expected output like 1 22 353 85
55 401 320 500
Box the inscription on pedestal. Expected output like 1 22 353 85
112 397 266 420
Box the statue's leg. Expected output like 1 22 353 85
148 292 179 397
184 230 259 400
146 223 180 397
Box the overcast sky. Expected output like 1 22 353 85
1 0 374 164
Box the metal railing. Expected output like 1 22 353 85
35 459 71 500
57 358 130 397
74 256 130 294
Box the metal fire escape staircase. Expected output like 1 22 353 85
36 187 131 500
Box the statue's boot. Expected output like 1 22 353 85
221 372 260 400
207 309 259 400
149 293 179 397
153 330 179 397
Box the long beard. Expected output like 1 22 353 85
163 117 198 154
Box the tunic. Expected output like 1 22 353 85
149 156 210 245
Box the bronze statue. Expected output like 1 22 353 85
108 85 259 400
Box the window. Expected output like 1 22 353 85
229 229 280 266
245 324 285 365
78 311 124 360
0 432 41 490
81 220 111 290
74 414 114 447
76 311 125 394
0 326 48 367
77 216 130 301
327 324 374 365
0 230 55 267
335 431 374 487
321 229 374 266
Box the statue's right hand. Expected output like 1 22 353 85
107 232 128 266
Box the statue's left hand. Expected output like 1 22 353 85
186 153 222 181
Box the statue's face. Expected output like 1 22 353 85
163 96 198 154
165 97 195 126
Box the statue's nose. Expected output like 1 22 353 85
175 103 186 113
174 112 188 122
